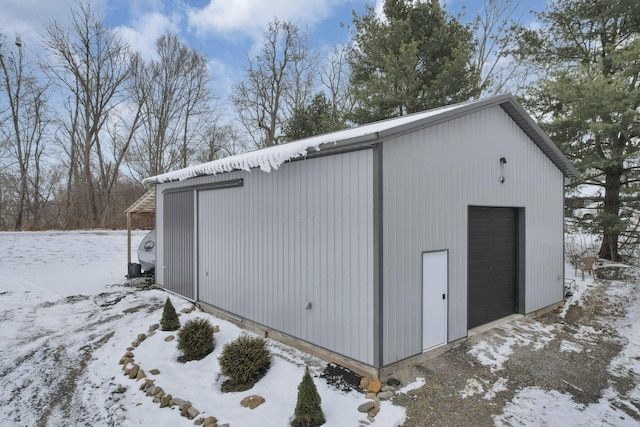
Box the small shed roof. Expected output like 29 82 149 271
144 94 578 184
125 188 155 217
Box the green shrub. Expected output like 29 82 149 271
160 297 180 331
219 335 271 392
293 367 325 427
177 318 215 362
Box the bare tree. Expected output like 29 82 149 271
469 0 532 96
43 2 134 227
0 34 50 230
320 45 355 123
127 33 213 180
231 19 316 148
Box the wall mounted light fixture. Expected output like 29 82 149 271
499 157 507 183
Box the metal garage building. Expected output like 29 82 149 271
144 94 578 378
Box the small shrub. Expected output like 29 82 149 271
160 297 180 331
219 335 271 392
293 367 325 427
177 318 215 362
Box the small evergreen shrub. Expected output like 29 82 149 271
219 335 271 392
293 367 325 427
176 318 215 362
160 297 180 331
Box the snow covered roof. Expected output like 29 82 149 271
144 94 578 184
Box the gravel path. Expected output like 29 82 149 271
393 275 640 426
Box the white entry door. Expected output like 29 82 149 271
423 250 448 351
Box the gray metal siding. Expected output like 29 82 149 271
191 150 374 365
162 191 195 300
382 106 564 365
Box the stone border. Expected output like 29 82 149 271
119 314 228 427
118 303 399 426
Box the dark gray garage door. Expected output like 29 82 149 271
163 190 194 300
468 207 517 329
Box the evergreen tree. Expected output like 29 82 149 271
293 367 325 427
516 0 640 260
347 0 478 124
282 92 346 141
160 297 180 331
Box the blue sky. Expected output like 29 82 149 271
1 0 545 107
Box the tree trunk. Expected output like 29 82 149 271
598 169 622 261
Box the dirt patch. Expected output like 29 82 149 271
395 278 640 426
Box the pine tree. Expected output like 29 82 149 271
347 0 478 124
293 367 325 427
516 0 640 261
160 297 180 331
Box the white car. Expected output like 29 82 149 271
137 230 155 273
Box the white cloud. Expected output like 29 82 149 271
187 0 345 39
115 12 180 59
0 0 78 48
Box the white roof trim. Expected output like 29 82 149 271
143 94 577 184
143 103 463 184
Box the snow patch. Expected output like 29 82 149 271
468 321 556 372
398 377 426 394
493 387 638 426
559 340 583 353
459 377 508 400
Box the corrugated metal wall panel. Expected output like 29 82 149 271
162 191 195 300
382 106 564 365
196 150 375 365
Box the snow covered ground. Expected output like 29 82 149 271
0 230 407 426
1 230 639 426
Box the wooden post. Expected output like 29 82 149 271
127 212 132 266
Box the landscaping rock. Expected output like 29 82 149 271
377 391 394 400
127 364 139 379
386 378 400 387
147 331 156 337
160 394 172 408
360 377 372 390
367 380 382 393
203 416 218 427
153 386 164 398
136 368 146 380
137 333 147 342
240 395 265 409
186 406 200 419
149 323 160 331
358 401 376 413
367 415 376 423
132 341 139 348
381 385 395 392
194 417 205 425
165 335 175 342
213 325 220 333
368 405 380 417
170 397 186 407
365 392 377 399
119 356 132 365
139 379 154 391
145 386 157 397
126 346 135 351
149 369 160 375
180 401 193 417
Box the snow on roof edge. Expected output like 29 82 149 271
142 96 518 184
